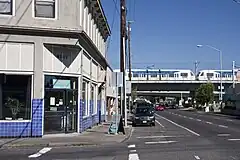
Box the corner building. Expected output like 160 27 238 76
0 0 111 137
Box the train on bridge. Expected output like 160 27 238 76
120 69 238 81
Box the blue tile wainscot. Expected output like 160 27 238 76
0 99 43 138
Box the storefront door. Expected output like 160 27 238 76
44 89 78 134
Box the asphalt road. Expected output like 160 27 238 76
1 109 240 159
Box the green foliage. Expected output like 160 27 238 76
195 83 214 105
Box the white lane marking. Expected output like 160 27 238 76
28 147 52 158
226 119 233 122
217 134 230 137
183 116 187 118
196 119 202 122
206 121 213 124
228 139 240 141
145 141 177 144
155 114 200 136
156 120 165 128
128 144 136 148
189 117 194 120
129 150 137 153
194 155 201 160
128 153 140 160
218 125 228 128
137 135 178 139
230 156 238 160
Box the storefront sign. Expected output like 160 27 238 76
53 79 71 89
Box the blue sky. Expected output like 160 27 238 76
101 0 240 71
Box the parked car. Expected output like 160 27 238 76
132 106 155 127
155 104 165 111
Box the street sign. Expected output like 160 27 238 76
116 72 123 87
126 81 132 94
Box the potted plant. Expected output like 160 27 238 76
5 97 24 120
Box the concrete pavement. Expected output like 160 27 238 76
1 109 240 159
0 123 132 148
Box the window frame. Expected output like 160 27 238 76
82 79 90 118
33 0 58 20
0 74 33 122
0 0 15 17
91 83 97 115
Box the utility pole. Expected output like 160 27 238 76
194 61 200 79
233 61 235 89
120 0 127 127
127 21 133 81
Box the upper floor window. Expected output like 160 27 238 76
0 0 13 15
34 0 56 19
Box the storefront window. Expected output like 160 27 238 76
91 84 97 114
82 80 89 116
0 75 31 120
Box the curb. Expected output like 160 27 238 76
121 126 133 143
1 142 97 149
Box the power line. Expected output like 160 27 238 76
132 0 136 21
112 0 120 15
233 0 240 4
105 0 118 55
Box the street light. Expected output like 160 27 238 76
197 44 223 102
146 64 155 80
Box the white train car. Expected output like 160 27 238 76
158 69 195 81
129 69 195 81
197 70 234 81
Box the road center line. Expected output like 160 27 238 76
128 144 136 148
196 119 202 122
217 134 230 137
137 135 179 139
194 155 201 159
145 141 177 144
28 147 52 158
206 121 213 124
128 153 140 160
129 150 137 153
156 120 165 128
228 139 240 141
218 125 228 128
155 114 200 136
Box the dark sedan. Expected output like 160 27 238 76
132 106 155 127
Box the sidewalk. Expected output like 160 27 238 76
0 123 132 149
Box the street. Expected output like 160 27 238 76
1 110 240 160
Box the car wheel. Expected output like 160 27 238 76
132 123 136 127
152 123 155 126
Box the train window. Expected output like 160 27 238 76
180 73 188 77
200 72 204 76
191 72 194 76
169 73 174 77
133 74 138 77
206 73 214 77
150 74 158 77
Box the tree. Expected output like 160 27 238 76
195 83 214 105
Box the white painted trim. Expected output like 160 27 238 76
0 120 31 123
43 72 80 77
32 0 58 20
41 72 45 136
83 115 89 119
0 71 34 75
77 76 81 133
30 75 34 120
0 0 15 17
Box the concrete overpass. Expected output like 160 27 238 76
129 80 235 100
